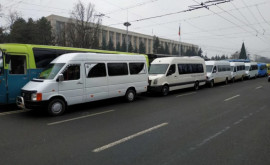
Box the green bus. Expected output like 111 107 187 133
0 43 149 104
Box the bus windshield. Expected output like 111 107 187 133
149 64 169 74
206 65 213 73
38 63 65 79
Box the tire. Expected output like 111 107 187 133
161 85 169 96
209 80 214 88
194 81 199 91
224 78 228 85
231 77 235 83
47 98 66 116
125 89 136 102
241 76 244 81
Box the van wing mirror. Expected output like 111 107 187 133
4 53 11 64
212 69 216 73
57 74 64 82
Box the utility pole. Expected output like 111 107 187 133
124 22 131 52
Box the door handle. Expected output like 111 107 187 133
77 82 83 84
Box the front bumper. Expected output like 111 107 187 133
16 96 25 109
16 96 47 110
148 85 163 93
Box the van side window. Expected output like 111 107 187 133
129 63 146 74
85 63 106 78
9 55 27 75
62 64 80 81
108 63 128 76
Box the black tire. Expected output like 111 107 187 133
194 81 199 91
224 78 228 85
241 76 244 81
161 85 169 96
268 78 270 82
47 98 66 116
209 80 214 88
125 89 136 102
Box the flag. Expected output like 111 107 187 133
178 26 181 36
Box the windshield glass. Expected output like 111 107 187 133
38 63 65 79
206 65 213 73
149 64 169 74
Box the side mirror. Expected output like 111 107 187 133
212 69 216 73
4 54 11 64
57 74 64 82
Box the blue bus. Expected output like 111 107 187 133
257 63 267 77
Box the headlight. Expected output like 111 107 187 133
31 93 42 101
153 79 158 84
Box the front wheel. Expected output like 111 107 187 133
125 89 136 102
47 99 66 116
161 85 169 96
194 81 199 91
224 78 228 85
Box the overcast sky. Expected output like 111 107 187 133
1 0 270 58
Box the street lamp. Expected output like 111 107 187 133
124 22 131 52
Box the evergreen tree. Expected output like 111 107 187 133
36 17 53 45
107 37 114 51
139 41 146 54
116 42 121 51
134 46 138 53
239 42 247 59
128 41 133 52
165 43 170 54
153 36 160 54
198 48 203 57
121 38 127 52
172 46 178 55
10 18 28 43
102 37 107 50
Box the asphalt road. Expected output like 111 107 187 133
0 78 269 165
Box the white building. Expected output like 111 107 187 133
46 14 198 55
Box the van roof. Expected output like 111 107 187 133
205 60 230 65
51 53 146 63
151 56 204 64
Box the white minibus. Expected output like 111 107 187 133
205 61 231 87
16 53 148 116
230 62 245 82
148 56 206 96
245 62 258 79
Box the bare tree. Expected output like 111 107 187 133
6 10 20 30
65 1 101 48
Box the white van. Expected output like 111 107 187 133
148 56 206 96
16 53 148 116
205 61 231 87
245 62 258 79
230 62 245 82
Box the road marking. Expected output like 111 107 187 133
233 119 243 125
224 95 240 102
255 86 263 89
92 122 168 153
0 110 30 116
176 92 196 97
47 110 115 126
197 126 230 147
